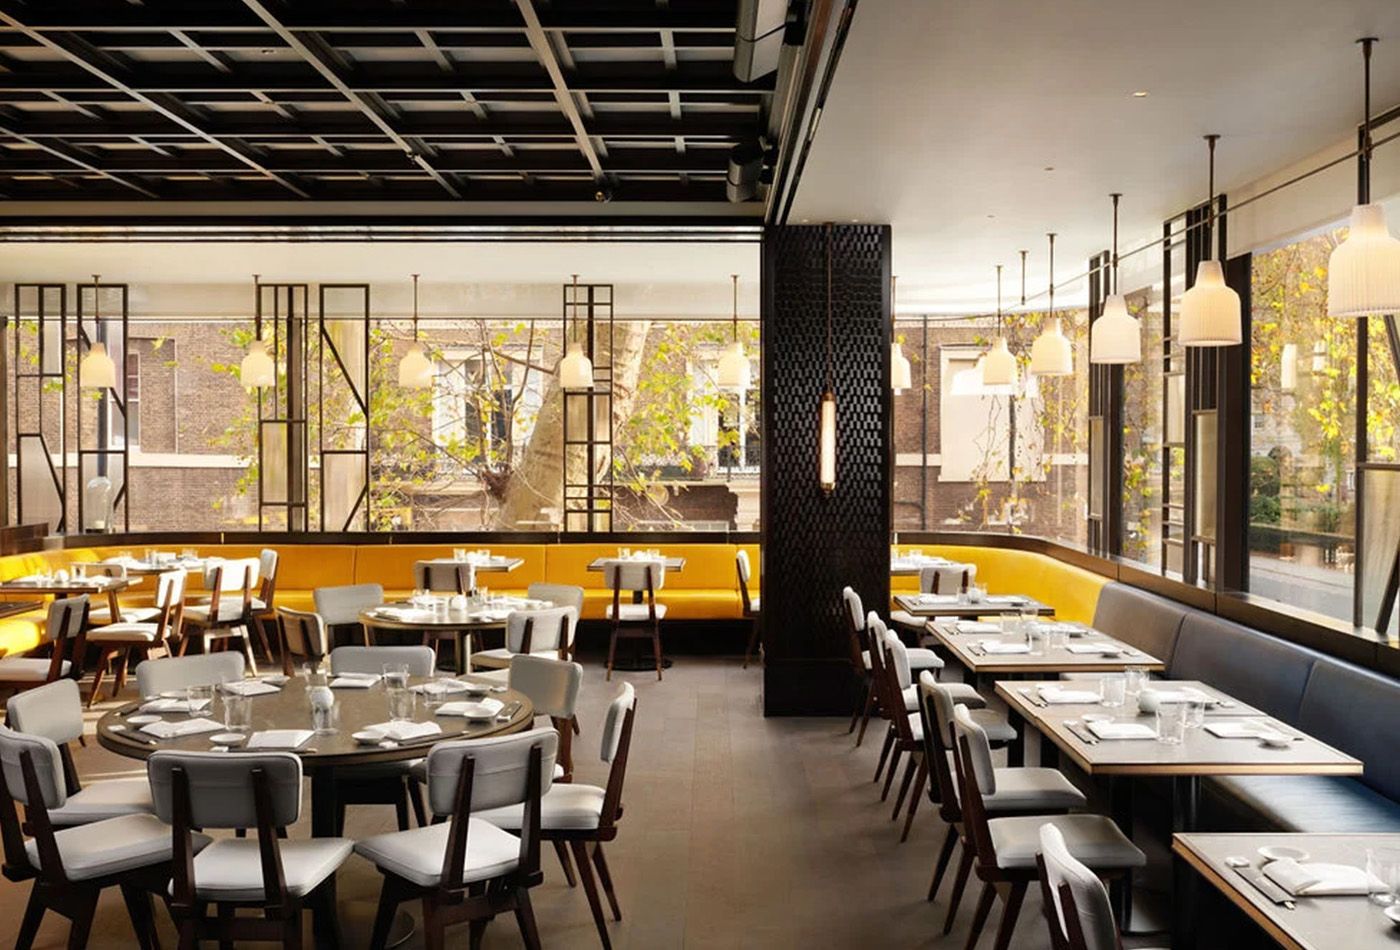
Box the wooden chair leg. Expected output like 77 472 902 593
873 726 895 782
570 840 613 950
742 620 760 669
591 842 623 921
901 758 928 842
514 887 543 950
408 779 428 828
928 826 959 901
881 747 904 801
15 886 46 950
312 874 343 950
943 846 975 934
394 785 410 831
218 904 236 950
368 877 405 950
553 839 578 887
119 883 158 950
891 754 918 820
854 680 877 744
606 627 619 681
65 887 98 950
251 617 276 665
963 882 996 950
87 647 113 708
990 880 1027 950
238 629 260 676
112 647 132 700
652 626 662 681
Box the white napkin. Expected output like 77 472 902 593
246 729 314 749
140 718 223 739
954 621 1000 634
436 699 504 719
914 594 959 605
330 675 379 689
1065 643 1124 656
984 595 1026 604
221 679 281 697
1086 720 1157 740
1037 686 1102 704
979 640 1031 654
1204 720 1290 741
1262 858 1386 896
139 697 212 714
412 679 470 695
1145 687 1211 705
362 720 442 742
1043 622 1085 634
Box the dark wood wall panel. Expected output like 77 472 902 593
761 224 892 716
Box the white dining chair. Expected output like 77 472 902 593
148 750 351 947
180 557 261 675
470 606 579 676
134 652 245 699
1038 823 1164 950
330 645 435 677
843 586 945 745
86 569 185 706
0 596 88 697
920 563 976 595
737 549 761 668
415 560 474 595
354 729 558 950
276 605 330 672
79 563 158 626
6 678 154 825
313 582 384 646
527 582 585 616
604 559 666 681
0 725 199 949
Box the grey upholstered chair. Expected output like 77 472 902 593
0 725 196 948
1037 822 1161 950
604 559 667 681
275 605 331 673
181 557 261 674
149 750 351 946
354 729 559 949
507 654 582 780
470 606 579 676
80 563 157 626
414 560 474 595
134 652 245 699
0 596 88 696
313 582 384 646
737 549 761 668
6 678 154 825
330 645 435 677
843 586 945 746
919 563 975 595
477 682 637 950
86 569 186 706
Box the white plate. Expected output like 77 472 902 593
458 702 499 721
209 733 246 745
1384 905 1400 926
1258 845 1310 863
353 730 385 745
127 714 160 725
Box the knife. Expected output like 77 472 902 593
1228 861 1296 909
1064 722 1099 745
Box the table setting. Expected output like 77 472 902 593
101 548 206 573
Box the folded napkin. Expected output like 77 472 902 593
1037 686 1102 704
984 595 1027 604
412 679 471 695
1145 687 1211 705
330 674 379 689
436 698 504 719
246 729 314 749
914 594 959 605
140 717 223 739
1262 858 1386 896
362 720 442 742
1086 720 1157 740
139 697 212 714
978 640 1031 654
1065 643 1124 656
220 679 281 697
1204 720 1289 741
1043 622 1086 634
954 621 1000 634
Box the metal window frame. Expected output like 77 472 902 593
317 283 371 532
75 279 129 533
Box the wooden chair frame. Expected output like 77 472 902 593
737 553 761 669
180 561 260 676
0 599 89 699
605 565 664 681
88 573 185 707
1034 852 1123 950
842 593 879 745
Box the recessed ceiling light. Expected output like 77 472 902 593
1132 90 1149 98
986 214 996 219
261 48 276 55
1043 166 1055 172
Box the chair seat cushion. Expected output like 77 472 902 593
0 658 70 681
984 768 1086 811
908 647 943 671
87 606 161 626
988 814 1144 871
188 837 352 901
354 818 521 887
470 646 564 670
1205 774 1400 833
969 708 1017 743
605 603 667 622
409 759 564 785
183 603 249 625
903 681 984 713
27 813 209 882
475 783 606 832
47 778 154 826
88 622 160 643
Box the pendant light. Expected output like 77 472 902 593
1091 193 1142 363
1329 37 1400 318
1030 233 1074 376
397 274 434 388
716 273 751 391
79 274 117 389
239 274 276 389
889 274 913 392
982 264 1018 389
819 225 837 494
559 273 595 390
1179 134 1242 346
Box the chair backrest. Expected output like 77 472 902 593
415 560 473 595
258 548 280 603
314 583 384 626
204 557 259 594
6 678 82 746
842 586 868 672
527 582 584 615
952 703 997 796
505 606 576 656
736 550 755 614
882 624 913 689
603 559 666 594
82 563 127 578
507 654 582 721
1037 822 1122 950
45 595 87 644
952 703 1000 874
136 653 245 698
423 729 558 818
865 613 895 718
331 645 435 677
842 586 864 634
149 750 302 830
920 564 972 595
154 569 187 611
0 726 66 810
601 681 636 765
598 682 637 830
917 671 961 819
277 607 329 664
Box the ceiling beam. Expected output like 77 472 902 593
0 114 160 197
513 0 603 183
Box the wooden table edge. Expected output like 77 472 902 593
1171 836 1309 950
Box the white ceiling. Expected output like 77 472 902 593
791 0 1400 314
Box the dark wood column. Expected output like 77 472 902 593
760 223 892 716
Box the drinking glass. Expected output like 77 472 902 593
1156 703 1188 744
1025 622 1044 656
1099 674 1127 708
222 693 253 732
967 583 985 604
1182 699 1207 730
382 664 410 691
311 700 340 735
1366 847 1400 906
186 684 214 716
304 665 328 692
73 562 86 580
1124 666 1149 697
387 687 415 722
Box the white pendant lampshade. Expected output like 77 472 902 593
79 342 117 389
1029 318 1073 376
1091 294 1142 364
818 389 836 493
982 337 1018 388
559 340 594 389
397 340 434 389
1179 260 1242 346
1280 342 1299 391
717 339 751 391
1328 203 1400 317
890 342 913 391
239 338 276 388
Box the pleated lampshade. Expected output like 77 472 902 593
1179 261 1241 346
1029 318 1073 376
1328 203 1400 318
1090 295 1142 364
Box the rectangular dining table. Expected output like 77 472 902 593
889 555 960 576
586 556 687 573
0 575 137 627
891 592 1053 618
419 556 524 574
925 618 1165 675
1173 833 1400 950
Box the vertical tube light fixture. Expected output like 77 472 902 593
818 225 837 494
1091 192 1142 363
1030 232 1074 376
397 273 434 389
1179 134 1242 346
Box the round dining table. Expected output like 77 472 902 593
360 597 552 673
96 674 535 837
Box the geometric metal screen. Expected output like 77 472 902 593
256 282 310 532
13 283 66 532
318 283 371 532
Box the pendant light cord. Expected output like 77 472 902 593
411 273 420 342
1110 193 1121 295
92 274 100 323
1361 37 1377 204
824 224 833 391
995 264 1003 334
731 273 740 341
1019 250 1027 306
1205 133 1220 261
1047 234 1056 315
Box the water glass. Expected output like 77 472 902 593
967 583 985 604
311 700 340 735
1156 703 1188 744
382 664 410 691
1183 699 1207 730
304 666 328 692
222 693 253 732
1366 847 1400 906
1124 666 1149 697
186 684 214 716
1099 674 1127 708
387 687 415 722
1025 622 1044 656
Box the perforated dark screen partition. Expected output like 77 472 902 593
761 224 892 716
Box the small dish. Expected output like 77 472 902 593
1258 845 1310 863
1384 904 1400 927
1259 734 1292 749
462 683 490 698
127 714 160 725
209 733 246 746
457 702 499 722
352 730 385 745
260 674 289 686
1082 713 1111 723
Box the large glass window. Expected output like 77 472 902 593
1120 284 1165 565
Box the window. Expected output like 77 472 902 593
124 352 140 448
1120 285 1166 566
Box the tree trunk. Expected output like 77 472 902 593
494 320 651 528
